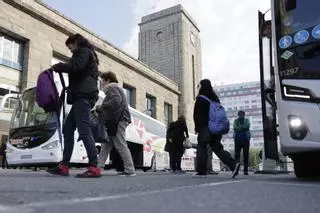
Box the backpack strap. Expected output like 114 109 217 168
199 95 222 108
198 95 212 103
57 72 66 119
57 71 66 151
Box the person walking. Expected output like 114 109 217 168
47 33 101 177
97 71 136 177
193 79 240 177
165 121 175 171
171 116 189 173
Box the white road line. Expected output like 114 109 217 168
4 180 245 210
0 206 32 213
253 181 320 188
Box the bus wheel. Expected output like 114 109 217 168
293 158 315 178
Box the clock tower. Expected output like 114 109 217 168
139 4 202 131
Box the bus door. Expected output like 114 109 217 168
258 11 279 161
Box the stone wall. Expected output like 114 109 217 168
0 0 180 126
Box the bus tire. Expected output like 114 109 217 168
293 158 314 178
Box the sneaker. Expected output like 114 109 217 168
76 166 101 178
118 172 136 177
232 162 240 178
46 163 69 176
244 172 249 175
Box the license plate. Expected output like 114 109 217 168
20 154 32 159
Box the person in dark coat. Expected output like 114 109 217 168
47 33 101 178
193 79 240 177
171 115 189 173
165 121 175 171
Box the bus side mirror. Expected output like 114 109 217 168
0 94 18 112
286 0 296 11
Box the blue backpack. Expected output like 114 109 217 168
199 95 230 135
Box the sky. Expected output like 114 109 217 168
42 0 271 85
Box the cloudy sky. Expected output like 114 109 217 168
43 0 271 85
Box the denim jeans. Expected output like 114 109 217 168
62 99 98 166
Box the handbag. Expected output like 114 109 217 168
183 138 192 149
105 108 125 137
90 112 109 143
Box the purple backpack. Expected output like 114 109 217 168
36 69 60 112
36 69 66 146
199 95 230 135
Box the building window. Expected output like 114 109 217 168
192 55 196 99
0 34 23 70
146 94 156 118
164 102 173 126
123 84 136 108
51 56 69 87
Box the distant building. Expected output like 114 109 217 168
214 81 264 151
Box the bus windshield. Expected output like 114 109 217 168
276 0 320 79
279 0 320 36
11 88 56 129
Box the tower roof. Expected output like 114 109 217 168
139 4 200 32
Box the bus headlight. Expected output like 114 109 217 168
42 140 59 150
288 115 308 140
289 117 302 128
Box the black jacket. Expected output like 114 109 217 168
193 95 210 133
172 120 189 146
52 47 99 103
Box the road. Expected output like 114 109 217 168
0 169 319 213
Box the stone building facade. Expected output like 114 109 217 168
139 5 202 131
0 0 183 137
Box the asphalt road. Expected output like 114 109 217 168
0 169 319 213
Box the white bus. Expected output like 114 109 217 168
258 0 320 177
0 72 219 172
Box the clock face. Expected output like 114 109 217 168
156 31 164 41
190 33 195 45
